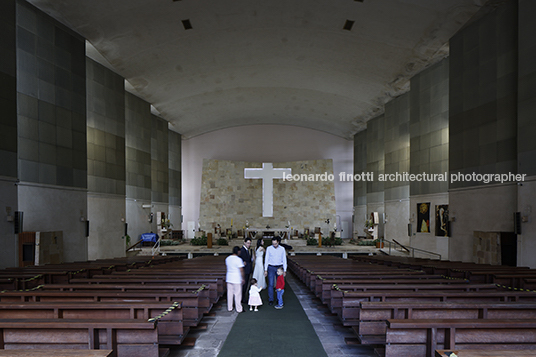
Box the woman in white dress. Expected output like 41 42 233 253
252 238 266 289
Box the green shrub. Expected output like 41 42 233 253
357 239 376 246
161 239 182 246
217 238 228 246
306 237 318 246
191 236 208 246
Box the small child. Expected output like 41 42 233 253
248 278 263 311
274 267 285 309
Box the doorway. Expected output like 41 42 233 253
501 232 517 266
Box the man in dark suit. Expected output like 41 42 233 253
239 237 253 303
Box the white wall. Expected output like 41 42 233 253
353 205 367 238
517 176 536 268
88 194 126 260
449 184 516 263
182 124 354 237
385 199 410 245
17 182 88 263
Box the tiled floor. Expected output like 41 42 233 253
168 273 376 357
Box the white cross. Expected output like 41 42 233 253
244 163 291 217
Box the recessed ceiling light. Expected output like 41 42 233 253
343 20 354 31
182 19 193 30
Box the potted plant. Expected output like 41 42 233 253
122 234 131 247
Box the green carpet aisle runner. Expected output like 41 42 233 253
218 280 328 357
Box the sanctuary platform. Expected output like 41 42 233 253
133 238 389 258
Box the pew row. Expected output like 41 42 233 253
354 301 536 345
67 278 223 303
0 256 185 290
386 319 536 357
435 349 536 356
0 351 113 357
340 290 536 326
0 319 161 357
0 301 186 345
0 286 209 327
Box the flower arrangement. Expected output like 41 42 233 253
160 219 173 230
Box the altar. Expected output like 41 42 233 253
246 227 290 239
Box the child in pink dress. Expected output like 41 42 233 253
248 278 263 311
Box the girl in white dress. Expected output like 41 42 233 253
252 238 266 289
248 278 263 311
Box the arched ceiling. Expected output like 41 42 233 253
27 0 488 139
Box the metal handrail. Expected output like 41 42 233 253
126 239 143 252
392 239 410 252
151 238 161 256
382 239 441 260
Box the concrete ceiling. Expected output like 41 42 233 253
27 0 488 139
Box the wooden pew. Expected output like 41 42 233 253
0 255 228 354
312 272 442 297
356 301 536 345
339 290 536 326
0 255 184 287
0 351 113 357
385 319 536 357
329 283 500 313
435 349 536 356
289 255 536 356
0 255 185 289
0 290 208 327
0 301 186 345
350 255 534 287
493 273 536 289
303 266 425 287
68 277 223 303
41 282 220 304
0 319 159 357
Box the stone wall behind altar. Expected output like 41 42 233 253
199 159 336 234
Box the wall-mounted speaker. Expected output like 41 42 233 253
14 211 23 234
85 220 90 237
124 222 128 236
514 212 522 235
407 223 412 237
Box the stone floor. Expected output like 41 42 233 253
167 273 377 357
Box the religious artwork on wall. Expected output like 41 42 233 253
417 202 430 233
435 204 449 237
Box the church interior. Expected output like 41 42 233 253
1 0 536 356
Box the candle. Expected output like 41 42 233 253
231 219 233 226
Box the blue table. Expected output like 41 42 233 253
140 233 158 243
